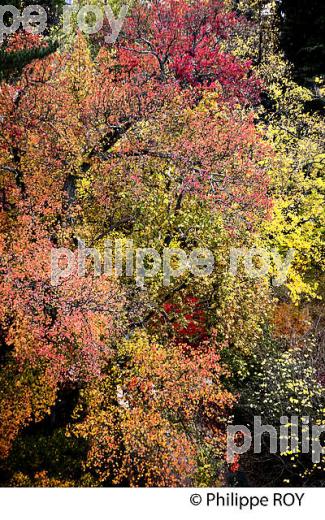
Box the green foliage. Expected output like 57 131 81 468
0 42 58 81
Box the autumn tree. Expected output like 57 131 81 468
0 0 275 485
1 0 321 488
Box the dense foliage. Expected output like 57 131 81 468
0 0 324 487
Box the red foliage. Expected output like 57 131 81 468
4 31 48 53
164 296 208 345
119 0 261 104
229 454 240 473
